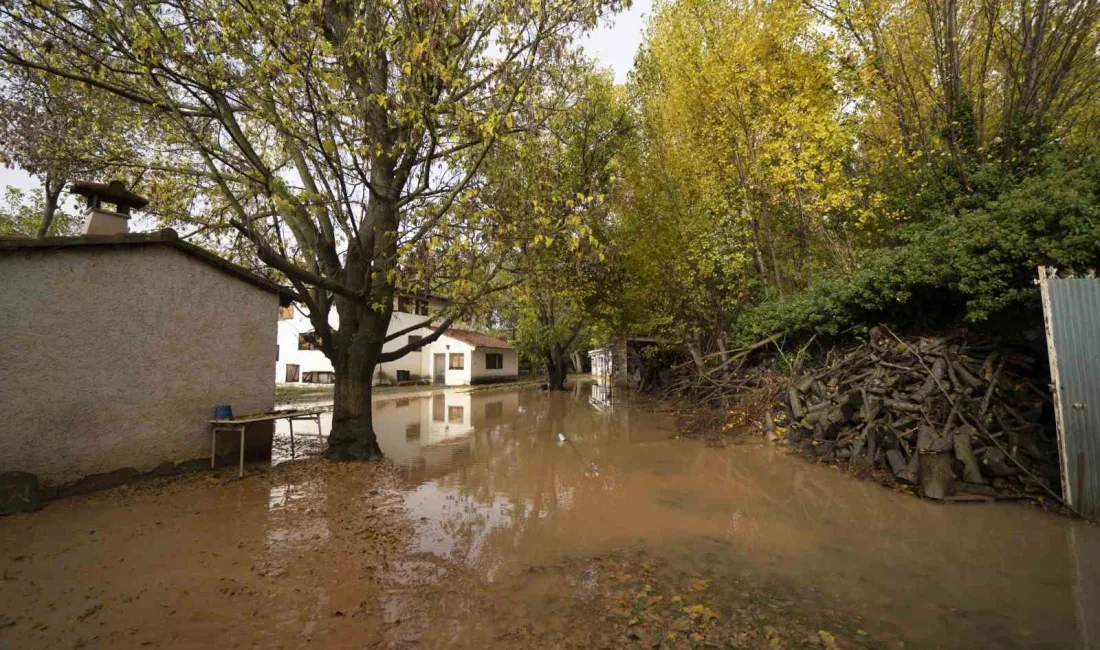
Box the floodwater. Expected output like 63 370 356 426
2 384 1098 649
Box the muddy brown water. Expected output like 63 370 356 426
1 385 1097 649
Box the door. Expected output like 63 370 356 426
285 364 300 382
433 354 446 384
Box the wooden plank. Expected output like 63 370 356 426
208 408 325 425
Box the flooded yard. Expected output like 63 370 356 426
2 385 1097 649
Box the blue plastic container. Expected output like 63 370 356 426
214 405 233 419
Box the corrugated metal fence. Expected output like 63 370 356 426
1039 267 1100 519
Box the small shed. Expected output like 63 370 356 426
0 219 292 491
589 337 657 387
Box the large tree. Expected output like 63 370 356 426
1 0 621 458
0 185 80 236
0 65 145 236
611 0 867 360
480 68 632 389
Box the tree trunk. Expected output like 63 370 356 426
545 347 569 391
36 174 65 238
688 332 706 374
571 350 584 374
326 325 384 460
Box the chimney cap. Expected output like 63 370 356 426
69 180 149 212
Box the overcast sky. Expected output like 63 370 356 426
0 1 652 194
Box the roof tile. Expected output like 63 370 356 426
445 328 513 349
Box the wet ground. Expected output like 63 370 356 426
2 384 1098 649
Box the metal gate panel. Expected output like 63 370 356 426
1040 267 1100 518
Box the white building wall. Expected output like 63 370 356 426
275 301 514 388
421 338 518 386
468 347 519 383
276 307 437 385
423 338 474 386
377 311 432 382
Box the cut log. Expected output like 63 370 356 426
952 427 986 484
919 451 954 500
850 422 873 459
953 361 983 390
887 449 918 484
917 425 954 454
883 398 923 413
789 386 805 419
913 358 946 401
980 447 1018 478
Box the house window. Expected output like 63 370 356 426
408 334 422 347
285 364 300 382
397 296 411 314
415 299 429 316
448 406 464 423
485 353 504 370
298 331 321 350
279 305 295 320
406 423 421 441
449 353 464 370
396 369 411 382
303 371 334 384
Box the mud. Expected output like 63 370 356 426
1 384 1097 649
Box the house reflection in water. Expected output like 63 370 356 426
588 380 614 411
372 390 520 476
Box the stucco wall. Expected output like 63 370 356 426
424 339 474 385
469 348 519 383
0 246 277 485
421 338 517 386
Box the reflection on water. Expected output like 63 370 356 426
588 380 614 410
3 384 1098 649
279 384 1099 648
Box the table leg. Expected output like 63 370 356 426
238 425 246 479
288 418 295 447
211 427 217 469
318 414 323 439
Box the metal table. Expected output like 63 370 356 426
209 408 326 478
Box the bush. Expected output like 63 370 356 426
732 156 1100 343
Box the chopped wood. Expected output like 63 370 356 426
652 323 1062 508
778 326 1060 503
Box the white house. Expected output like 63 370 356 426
276 301 518 387
420 328 519 386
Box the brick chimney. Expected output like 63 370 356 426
69 180 149 236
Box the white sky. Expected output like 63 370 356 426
0 1 652 193
582 0 652 83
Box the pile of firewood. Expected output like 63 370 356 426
780 326 1062 502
